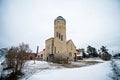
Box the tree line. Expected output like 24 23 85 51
79 45 111 60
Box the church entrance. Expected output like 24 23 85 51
74 53 77 61
48 54 54 62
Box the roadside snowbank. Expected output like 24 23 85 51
111 59 120 80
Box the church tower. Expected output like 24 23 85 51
54 16 67 55
45 16 78 61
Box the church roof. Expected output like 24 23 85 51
66 39 76 48
56 16 64 20
66 39 71 44
46 37 54 41
55 16 66 21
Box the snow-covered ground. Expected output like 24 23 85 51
19 59 116 80
0 56 5 78
19 60 64 80
0 56 5 64
111 59 120 80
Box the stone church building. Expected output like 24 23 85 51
44 16 78 61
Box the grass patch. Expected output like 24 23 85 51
50 60 102 68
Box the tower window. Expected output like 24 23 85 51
61 35 62 41
56 32 58 37
59 33 61 39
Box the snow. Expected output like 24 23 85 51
0 56 5 64
114 59 120 68
111 59 120 80
20 60 64 80
0 56 5 77
20 59 113 80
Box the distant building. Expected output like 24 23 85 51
44 16 81 61
101 52 111 61
37 49 45 60
76 49 83 60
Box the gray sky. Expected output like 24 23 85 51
0 0 120 53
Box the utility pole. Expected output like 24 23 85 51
34 46 39 64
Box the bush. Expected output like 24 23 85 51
53 54 69 64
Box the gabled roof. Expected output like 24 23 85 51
66 39 71 44
66 39 76 48
46 37 54 41
38 49 45 55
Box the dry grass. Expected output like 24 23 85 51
50 60 102 68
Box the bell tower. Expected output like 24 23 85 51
54 16 67 55
54 16 66 42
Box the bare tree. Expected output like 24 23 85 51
5 42 32 76
6 46 18 70
17 42 32 72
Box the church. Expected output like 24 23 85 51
44 16 79 61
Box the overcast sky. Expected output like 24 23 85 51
0 0 120 53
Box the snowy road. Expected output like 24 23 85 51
21 60 113 80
